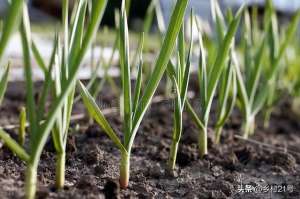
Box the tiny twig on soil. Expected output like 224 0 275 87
1 93 195 130
234 135 300 156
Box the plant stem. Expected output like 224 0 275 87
215 126 223 144
199 127 207 158
119 151 130 189
168 140 179 170
249 119 256 136
243 121 250 139
25 163 37 199
243 117 255 138
56 152 66 189
263 108 272 128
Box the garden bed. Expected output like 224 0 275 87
0 82 299 199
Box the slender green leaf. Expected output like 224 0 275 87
78 81 126 153
195 22 207 112
143 0 156 34
216 61 237 127
267 11 300 81
0 128 29 162
69 0 88 62
0 0 23 61
20 4 38 146
180 13 193 105
232 50 250 119
37 35 58 120
0 63 10 105
31 0 108 164
155 0 166 33
119 1 132 143
178 25 185 84
132 0 190 141
185 100 205 130
31 41 47 76
248 38 266 107
211 0 226 43
166 60 176 79
204 7 243 122
173 78 182 142
133 35 144 114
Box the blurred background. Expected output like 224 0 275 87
1 0 300 26
0 0 300 81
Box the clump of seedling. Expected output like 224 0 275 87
0 1 108 198
79 0 157 104
209 0 237 144
166 12 193 170
0 0 23 155
186 2 242 157
262 1 300 128
234 0 300 138
78 0 189 188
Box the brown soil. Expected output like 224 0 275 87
0 82 299 199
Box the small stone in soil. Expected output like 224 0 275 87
103 179 120 199
148 163 165 178
211 165 224 177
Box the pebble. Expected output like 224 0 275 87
211 165 224 177
148 163 165 178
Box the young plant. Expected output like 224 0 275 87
79 0 156 102
234 3 300 138
0 0 23 163
210 1 237 144
0 1 108 198
186 7 242 157
154 0 173 97
0 0 23 170
167 14 193 170
262 1 300 128
51 0 87 189
78 0 189 188
37 0 108 190
214 59 237 144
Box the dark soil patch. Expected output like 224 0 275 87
0 82 299 198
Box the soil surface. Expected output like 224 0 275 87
0 81 299 199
